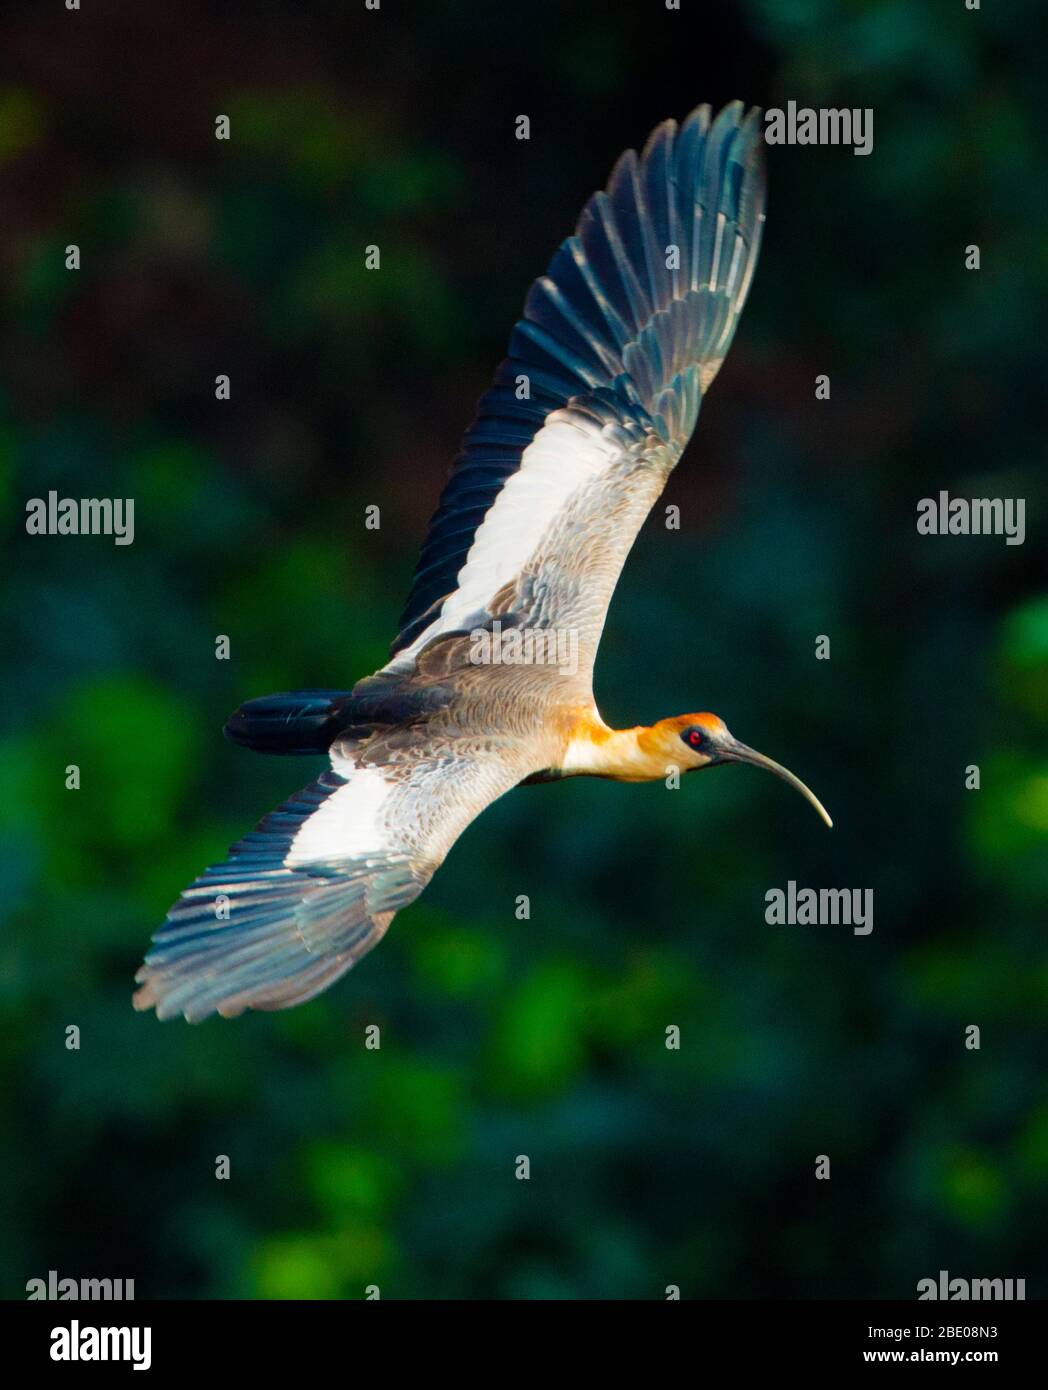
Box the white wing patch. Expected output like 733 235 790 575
285 764 393 866
388 409 621 669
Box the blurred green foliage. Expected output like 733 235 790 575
0 0 1044 1298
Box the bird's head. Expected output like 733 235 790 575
655 713 833 827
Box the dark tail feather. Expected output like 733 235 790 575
224 689 353 755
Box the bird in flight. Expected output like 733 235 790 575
134 101 831 1024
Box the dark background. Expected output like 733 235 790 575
1 0 1045 1298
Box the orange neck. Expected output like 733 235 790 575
560 717 673 782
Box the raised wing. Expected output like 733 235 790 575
134 738 522 1022
386 101 765 682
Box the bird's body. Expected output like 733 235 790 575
134 101 831 1025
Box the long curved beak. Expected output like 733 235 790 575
724 741 833 829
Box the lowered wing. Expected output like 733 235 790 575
134 737 523 1022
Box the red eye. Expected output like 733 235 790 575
689 730 703 747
